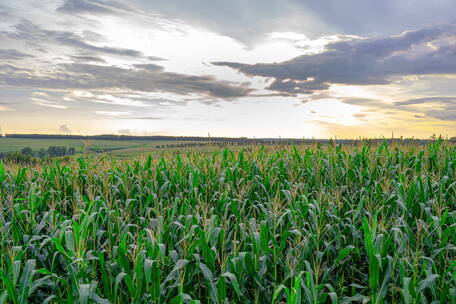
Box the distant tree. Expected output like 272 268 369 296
60 146 67 156
48 146 56 157
38 148 47 158
48 146 67 157
21 147 33 156
68 147 76 155
1 151 36 165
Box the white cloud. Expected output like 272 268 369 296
95 110 132 116
59 124 72 133
269 32 308 41
117 128 131 135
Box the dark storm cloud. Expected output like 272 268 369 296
0 63 253 98
0 49 33 60
2 22 143 57
214 24 456 95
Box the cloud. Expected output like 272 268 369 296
94 112 164 120
353 113 368 118
0 49 33 60
57 0 134 15
3 22 144 57
0 4 12 19
129 0 328 46
147 56 167 62
131 0 456 46
341 98 391 108
0 63 253 99
425 109 456 121
396 96 456 121
29 92 69 109
116 116 163 120
214 23 456 95
33 102 68 109
133 64 164 71
340 96 456 121
395 96 456 106
95 111 132 116
59 124 72 133
70 55 106 63
303 1 456 37
117 129 131 135
0 64 33 73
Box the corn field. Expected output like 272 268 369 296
0 141 455 303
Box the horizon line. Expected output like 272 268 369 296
2 133 454 141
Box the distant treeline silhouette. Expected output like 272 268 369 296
4 133 455 144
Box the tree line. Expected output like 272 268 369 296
0 146 77 164
20 146 76 157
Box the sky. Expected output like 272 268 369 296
0 0 455 138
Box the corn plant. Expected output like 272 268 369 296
0 141 454 303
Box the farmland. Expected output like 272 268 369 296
0 138 202 157
0 141 455 303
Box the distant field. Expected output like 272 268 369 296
0 138 144 153
0 137 211 156
107 142 233 158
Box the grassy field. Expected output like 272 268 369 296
0 138 207 157
0 138 145 153
0 141 455 303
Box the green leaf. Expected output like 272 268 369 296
335 246 355 264
417 274 439 293
18 260 36 304
165 259 189 283
0 291 8 304
78 284 90 304
221 272 241 297
272 284 288 304
199 263 218 303
0 269 18 304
